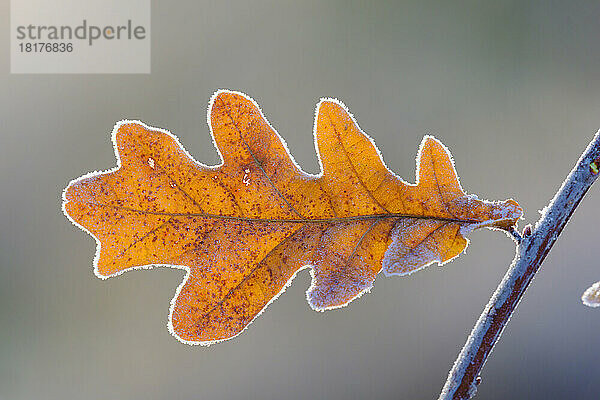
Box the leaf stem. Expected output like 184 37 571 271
506 226 522 244
439 130 600 400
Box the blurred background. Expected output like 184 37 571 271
2 0 600 399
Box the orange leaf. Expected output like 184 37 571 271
63 90 523 345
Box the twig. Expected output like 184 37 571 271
439 130 600 400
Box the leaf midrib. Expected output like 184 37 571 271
75 201 482 225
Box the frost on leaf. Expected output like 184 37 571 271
582 281 600 307
62 90 523 345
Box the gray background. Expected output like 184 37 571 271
2 1 600 399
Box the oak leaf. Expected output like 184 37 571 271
62 90 523 345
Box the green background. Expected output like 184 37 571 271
2 1 600 399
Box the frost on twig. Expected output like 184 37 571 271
439 130 600 400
